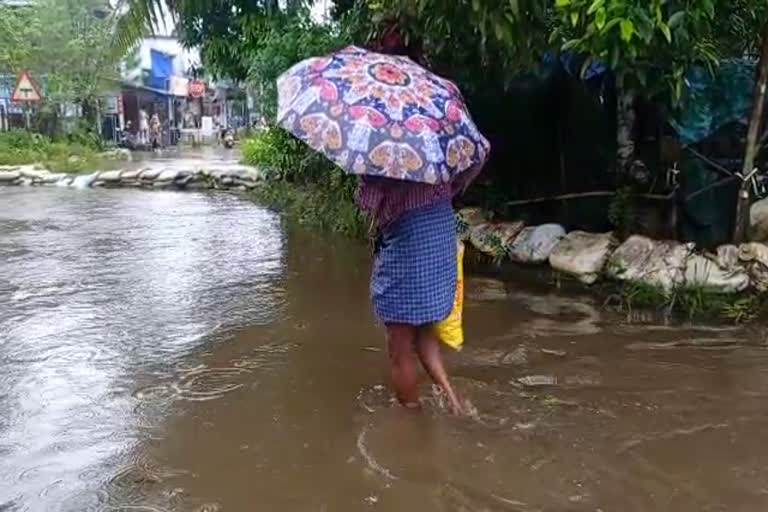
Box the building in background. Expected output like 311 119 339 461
118 35 203 145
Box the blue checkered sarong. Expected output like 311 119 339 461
371 200 457 325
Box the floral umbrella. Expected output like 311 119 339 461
276 46 490 185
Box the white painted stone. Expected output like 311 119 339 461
549 231 616 284
155 169 180 182
0 170 21 182
139 168 162 180
98 170 123 182
716 244 741 269
456 207 486 240
19 167 51 180
607 235 694 291
750 197 768 242
469 221 526 258
55 176 74 187
738 242 768 292
41 173 66 184
120 169 142 180
71 173 97 189
508 224 566 264
684 252 750 293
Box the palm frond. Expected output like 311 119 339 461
111 0 169 55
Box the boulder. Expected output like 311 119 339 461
174 174 194 188
185 180 213 190
211 166 261 181
139 168 163 181
41 173 67 184
716 244 741 269
71 173 97 189
750 197 768 242
98 170 123 183
468 221 525 259
507 224 566 264
120 169 142 181
684 251 750 294
155 169 180 182
549 231 616 284
738 242 768 291
19 167 51 180
0 170 21 182
456 207 487 240
55 175 74 187
606 235 694 291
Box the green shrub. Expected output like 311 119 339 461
614 280 762 324
0 129 105 172
241 127 366 238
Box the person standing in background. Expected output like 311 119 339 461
139 109 149 145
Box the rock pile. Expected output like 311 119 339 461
458 207 768 295
0 161 263 191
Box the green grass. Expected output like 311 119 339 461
0 129 108 173
242 127 368 239
249 180 368 239
609 280 763 324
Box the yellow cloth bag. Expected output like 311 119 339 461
435 241 465 350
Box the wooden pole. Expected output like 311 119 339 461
734 21 768 243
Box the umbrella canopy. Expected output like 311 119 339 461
277 46 490 185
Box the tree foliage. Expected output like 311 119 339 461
247 12 349 123
1 0 129 135
554 0 724 102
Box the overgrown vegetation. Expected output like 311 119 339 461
607 186 637 240
241 128 366 238
0 130 107 173
1 0 130 138
226 9 366 236
610 280 762 323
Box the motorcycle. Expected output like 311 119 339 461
116 128 136 150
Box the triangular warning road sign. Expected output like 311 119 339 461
11 70 42 103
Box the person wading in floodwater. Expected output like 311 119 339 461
276 20 489 416
355 22 476 415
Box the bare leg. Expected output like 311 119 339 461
385 323 420 409
415 327 463 415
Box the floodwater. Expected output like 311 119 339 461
2 186 768 512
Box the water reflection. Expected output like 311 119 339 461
3 187 768 511
0 187 284 510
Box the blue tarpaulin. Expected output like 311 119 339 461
148 49 173 90
541 51 607 80
669 58 756 146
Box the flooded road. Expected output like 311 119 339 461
2 186 768 511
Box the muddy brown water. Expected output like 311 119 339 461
2 186 768 511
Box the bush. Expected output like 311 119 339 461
0 129 105 172
241 127 366 238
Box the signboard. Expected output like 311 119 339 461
200 116 213 136
170 76 189 97
189 80 206 98
103 96 119 115
11 70 42 103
